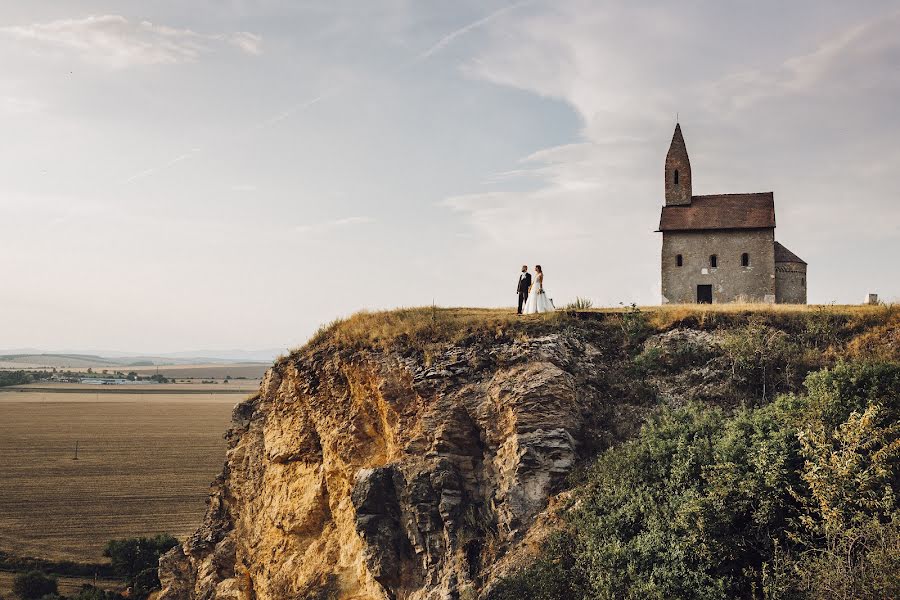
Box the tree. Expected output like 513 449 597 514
103 535 178 599
12 571 58 600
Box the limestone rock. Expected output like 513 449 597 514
158 326 646 600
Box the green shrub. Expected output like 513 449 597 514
617 304 651 350
568 403 799 599
103 534 178 599
12 571 58 600
488 532 587 600
494 362 900 599
799 361 900 428
721 318 801 401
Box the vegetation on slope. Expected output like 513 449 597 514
488 361 900 599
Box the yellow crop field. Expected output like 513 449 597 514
0 386 242 564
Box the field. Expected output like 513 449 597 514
0 384 247 567
124 363 270 380
0 571 122 597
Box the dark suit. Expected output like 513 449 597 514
517 272 532 314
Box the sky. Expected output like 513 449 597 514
1 1 898 353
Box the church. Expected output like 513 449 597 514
657 124 807 304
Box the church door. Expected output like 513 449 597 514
697 285 713 304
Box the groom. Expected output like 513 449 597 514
516 265 532 314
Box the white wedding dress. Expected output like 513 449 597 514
523 274 555 314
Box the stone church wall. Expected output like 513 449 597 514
661 229 776 304
775 262 807 304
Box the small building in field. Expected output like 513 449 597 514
657 124 807 304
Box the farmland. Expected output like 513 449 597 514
0 384 249 567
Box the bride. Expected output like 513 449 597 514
523 265 555 314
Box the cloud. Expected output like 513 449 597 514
705 9 900 113
0 15 262 68
123 148 201 183
295 216 375 234
416 1 532 62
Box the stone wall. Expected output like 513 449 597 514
775 262 807 304
661 229 776 304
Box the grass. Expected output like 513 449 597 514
0 386 236 563
304 307 560 353
300 304 898 356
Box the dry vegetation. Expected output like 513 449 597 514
302 304 898 359
0 387 237 563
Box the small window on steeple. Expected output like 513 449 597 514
676 254 683 267
674 169 679 185
710 254 718 268
741 253 750 267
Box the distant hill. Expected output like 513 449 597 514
0 349 279 370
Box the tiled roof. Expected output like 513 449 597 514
774 241 806 264
658 192 775 231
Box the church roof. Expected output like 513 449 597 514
774 241 806 264
658 192 776 231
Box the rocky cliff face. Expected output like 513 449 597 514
156 306 900 600
158 318 727 600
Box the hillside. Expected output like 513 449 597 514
157 305 899 600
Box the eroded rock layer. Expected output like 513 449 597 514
158 324 700 600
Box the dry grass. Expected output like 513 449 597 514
302 304 898 355
0 387 237 563
305 307 555 352
640 303 898 330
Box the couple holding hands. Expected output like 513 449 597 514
516 265 555 315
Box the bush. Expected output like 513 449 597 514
488 532 587 600
569 403 799 599
12 571 58 600
564 297 593 311
494 362 900 599
721 318 801 401
617 304 651 350
103 534 178 599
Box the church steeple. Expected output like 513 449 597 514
665 123 692 206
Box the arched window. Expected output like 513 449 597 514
676 254 683 267
801 277 805 286
710 254 718 268
674 169 679 185
741 253 749 267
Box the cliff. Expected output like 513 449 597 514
157 306 898 600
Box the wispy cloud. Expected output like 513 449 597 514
415 1 531 62
123 148 201 183
0 15 262 68
706 9 900 112
295 216 375 234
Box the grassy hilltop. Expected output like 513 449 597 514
306 303 897 362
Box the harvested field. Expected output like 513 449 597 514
125 363 270 380
0 570 122 597
9 381 260 395
0 386 240 563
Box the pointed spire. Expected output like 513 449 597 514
665 123 692 206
